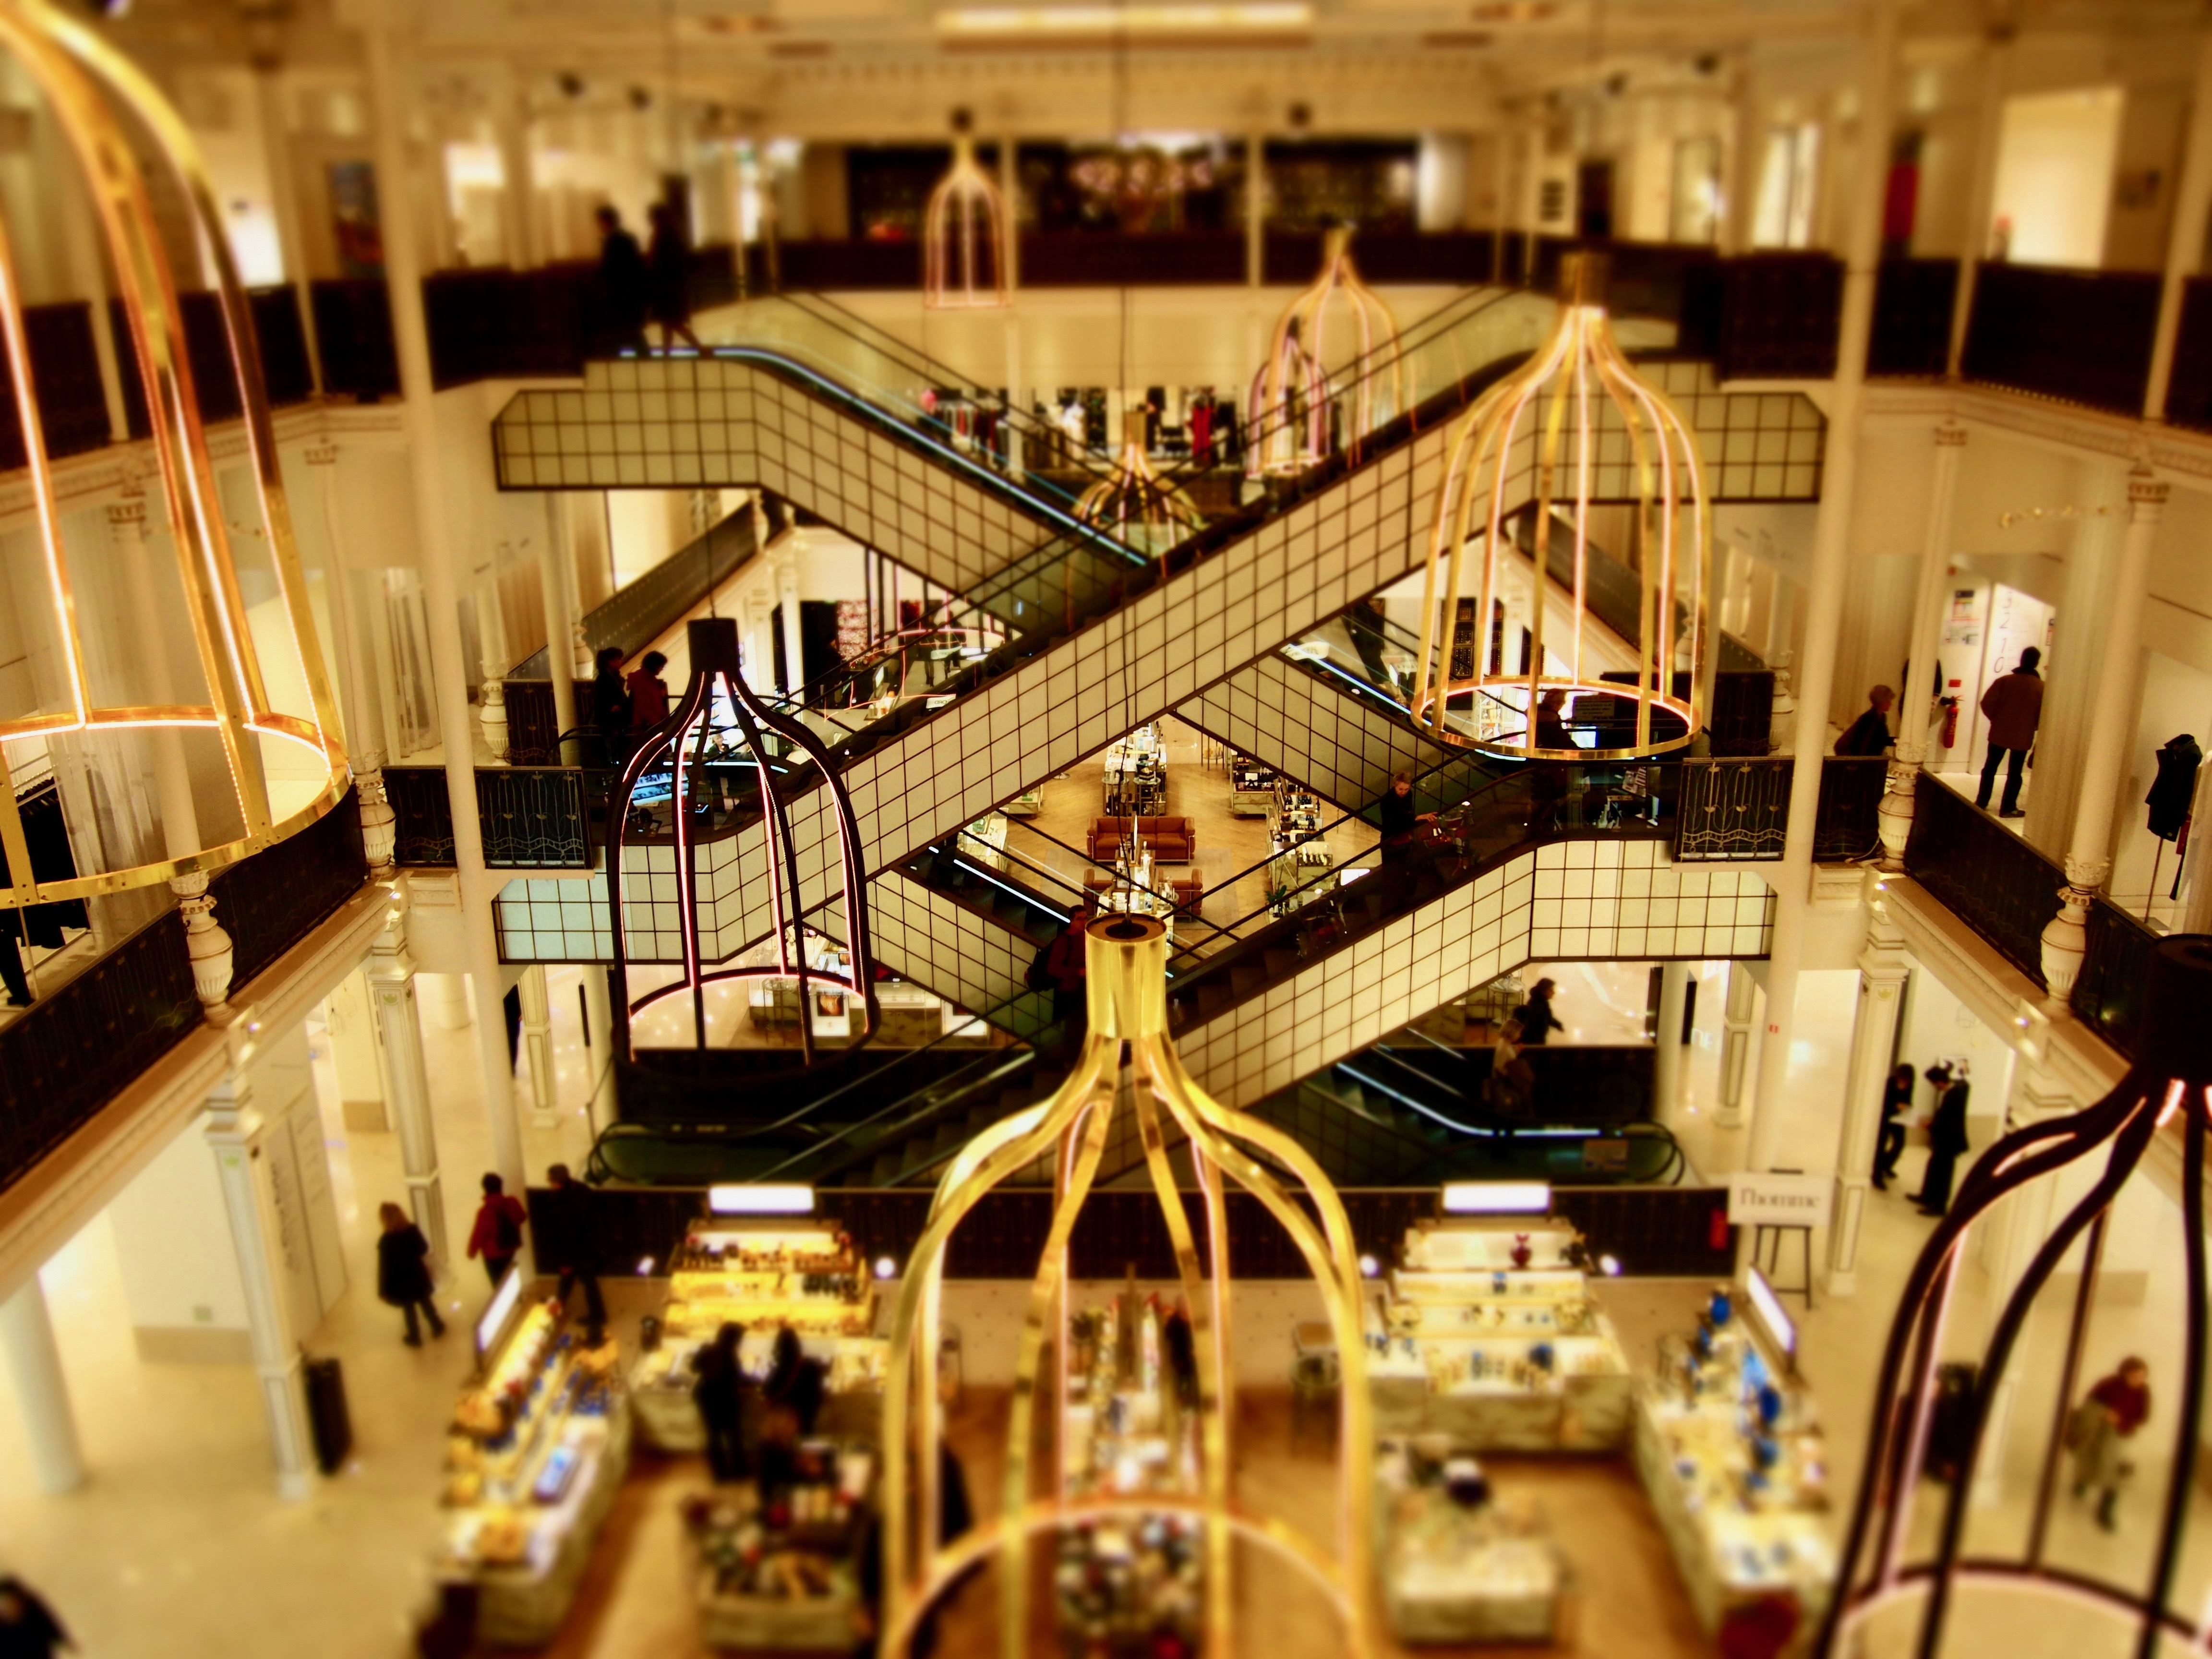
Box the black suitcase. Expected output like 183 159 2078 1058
304 1355 352 1475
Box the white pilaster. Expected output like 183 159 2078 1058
1826 906 1911 1295
498 80 539 270
2040 469 2166 1003
205 1074 315 1501
538 498 580 753
1749 0 1900 1174
1718 962 1757 1130
2143 33 2212 420
579 964 616 1130
518 964 558 1129
1877 421 1967 867
1653 961 1689 1125
776 548 806 696
250 52 322 391
363 893 449 1265
0 1274 85 1494
1946 26 2012 377
1721 56 1759 257
1244 131 1264 288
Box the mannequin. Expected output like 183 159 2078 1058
2144 733 2203 910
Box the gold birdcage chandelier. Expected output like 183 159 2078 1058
0 0 347 912
878 914 1377 1659
923 113 1009 312
1246 225 1401 478
1073 410 1203 555
1411 253 1711 762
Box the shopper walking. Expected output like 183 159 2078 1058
1910 1066 1971 1216
1835 685 1897 757
1874 1062 1913 1190
466 1172 529 1289
592 204 648 353
376 1202 445 1347
1377 770 1437 870
2069 1357 2151 1532
1975 647 2044 818
626 650 671 733
690 1322 751 1482
766 1324 828 1437
1513 977 1563 1045
646 202 702 351
0 1576 70 1658
537 1164 608 1345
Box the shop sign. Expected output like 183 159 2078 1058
1725 1172 1832 1229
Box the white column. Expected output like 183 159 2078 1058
1245 131 1265 288
518 964 557 1128
0 1275 85 1494
1876 421 1967 866
252 57 321 391
364 898 449 1264
1719 962 1758 1130
776 548 806 695
205 1074 315 1501
1748 0 1900 1174
1654 961 1690 1123
539 498 579 751
324 968 387 1132
366 19 529 1208
1722 56 1760 255
498 83 539 270
53 134 126 441
998 137 1020 295
310 443 397 870
2144 33 2212 420
1947 28 2012 377
1825 912 1910 1295
2040 468 2167 1002
579 964 616 1129
1968 1062 2075 1506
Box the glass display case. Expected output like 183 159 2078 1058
1378 1438 1569 1645
437 1298 634 1647
1227 753 1277 817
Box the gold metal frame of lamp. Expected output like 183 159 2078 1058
923 133 1010 312
0 0 347 908
1410 252 1712 763
878 913 1376 1659
1074 410 1204 556
1246 224 1401 478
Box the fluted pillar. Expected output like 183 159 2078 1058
1876 421 1968 867
518 964 557 1128
363 890 448 1264
1718 962 1757 1130
1825 904 1910 1295
206 1073 314 1501
1947 26 2012 377
2040 468 2166 1002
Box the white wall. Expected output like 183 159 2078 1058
106 1119 253 1364
1990 86 2123 268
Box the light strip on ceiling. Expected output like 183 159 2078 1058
938 4 1312 36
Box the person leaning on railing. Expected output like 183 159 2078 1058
1835 685 1897 757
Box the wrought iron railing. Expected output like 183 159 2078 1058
1902 772 2063 986
2069 896 2158 1059
208 789 370 989
385 766 596 869
1814 756 1888 862
1962 263 2161 417
1675 757 1791 861
1866 257 1959 378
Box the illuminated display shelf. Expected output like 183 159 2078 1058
1630 1296 1835 1646
1377 1440 1570 1645
438 1300 633 1648
631 1219 887 1453
1366 1217 1633 1451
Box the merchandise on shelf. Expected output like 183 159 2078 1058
1366 1217 1633 1451
438 1298 634 1647
687 1444 877 1652
1632 1285 1835 1651
1377 1438 1568 1645
1227 753 1278 816
630 1218 886 1453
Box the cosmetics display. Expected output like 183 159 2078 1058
1377 1437 1569 1645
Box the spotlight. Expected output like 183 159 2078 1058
636 1256 657 1275
1358 1253 1380 1278
1599 1253 1623 1277
874 1256 898 1281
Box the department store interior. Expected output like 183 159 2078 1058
1 2 2212 1658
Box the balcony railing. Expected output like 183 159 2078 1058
385 766 597 869
0 789 368 1195
1710 253 1843 381
2164 274 2212 431
1866 257 1959 378
1962 263 2160 417
2069 896 2158 1059
1673 755 1888 864
1901 772 2062 986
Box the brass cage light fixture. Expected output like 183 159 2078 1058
1246 224 1401 478
0 0 347 911
1073 409 1204 556
923 112 1010 312
1411 252 1712 762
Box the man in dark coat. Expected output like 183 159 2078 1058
594 205 648 352
1911 1065 1972 1216
1976 648 2044 818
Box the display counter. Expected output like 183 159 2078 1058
437 1298 633 1647
1377 1439 1569 1645
1631 1289 1833 1654
1057 1297 1203 1651
1228 755 1277 817
686 1445 876 1652
630 1220 885 1454
1366 1220 1633 1451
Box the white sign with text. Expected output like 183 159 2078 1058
1726 1172 1833 1230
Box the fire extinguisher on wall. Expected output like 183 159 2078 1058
1939 695 1960 749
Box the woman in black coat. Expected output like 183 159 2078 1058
376 1202 445 1346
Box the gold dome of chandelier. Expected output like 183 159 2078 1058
923 111 1010 312
1411 253 1712 761
878 914 1377 1659
0 0 347 912
1073 410 1203 555
1246 225 1401 477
